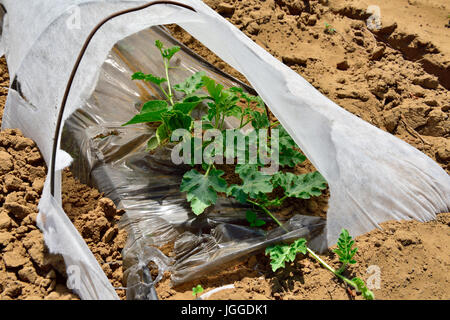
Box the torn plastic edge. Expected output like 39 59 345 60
37 180 120 300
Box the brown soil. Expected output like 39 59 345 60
0 58 127 300
61 170 127 299
1 0 449 300
156 213 450 300
0 128 77 300
0 57 8 128
0 58 76 300
0 132 127 300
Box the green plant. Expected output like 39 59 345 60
265 238 307 271
265 229 374 300
334 228 357 274
192 284 204 297
227 165 327 229
324 23 336 35
246 210 266 227
180 166 227 215
123 39 328 220
123 39 371 302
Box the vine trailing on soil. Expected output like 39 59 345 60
122 40 371 300
265 229 374 300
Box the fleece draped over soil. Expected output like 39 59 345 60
1 0 449 300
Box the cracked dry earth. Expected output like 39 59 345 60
1 0 450 300
0 126 126 299
0 57 126 300
0 133 127 299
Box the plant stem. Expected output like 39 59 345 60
336 262 347 275
158 84 172 104
239 102 251 129
220 115 226 130
205 163 213 177
164 59 174 106
215 107 220 129
247 200 287 232
270 121 280 128
240 119 252 128
305 247 358 290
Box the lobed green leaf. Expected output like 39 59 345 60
227 184 248 204
140 100 169 114
155 40 180 61
174 71 206 95
173 96 206 115
272 171 327 199
334 228 358 267
161 110 193 132
180 168 228 215
250 110 270 129
265 238 308 272
278 148 307 167
273 171 327 199
235 164 273 198
245 210 266 227
202 77 224 102
122 108 167 126
132 72 167 86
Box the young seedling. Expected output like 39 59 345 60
324 23 336 35
265 230 374 300
334 228 357 274
192 284 204 297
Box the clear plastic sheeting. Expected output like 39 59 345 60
0 0 448 300
62 27 326 296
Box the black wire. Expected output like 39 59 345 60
48 0 197 302
50 1 196 196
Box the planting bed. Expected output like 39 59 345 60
1 0 449 300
